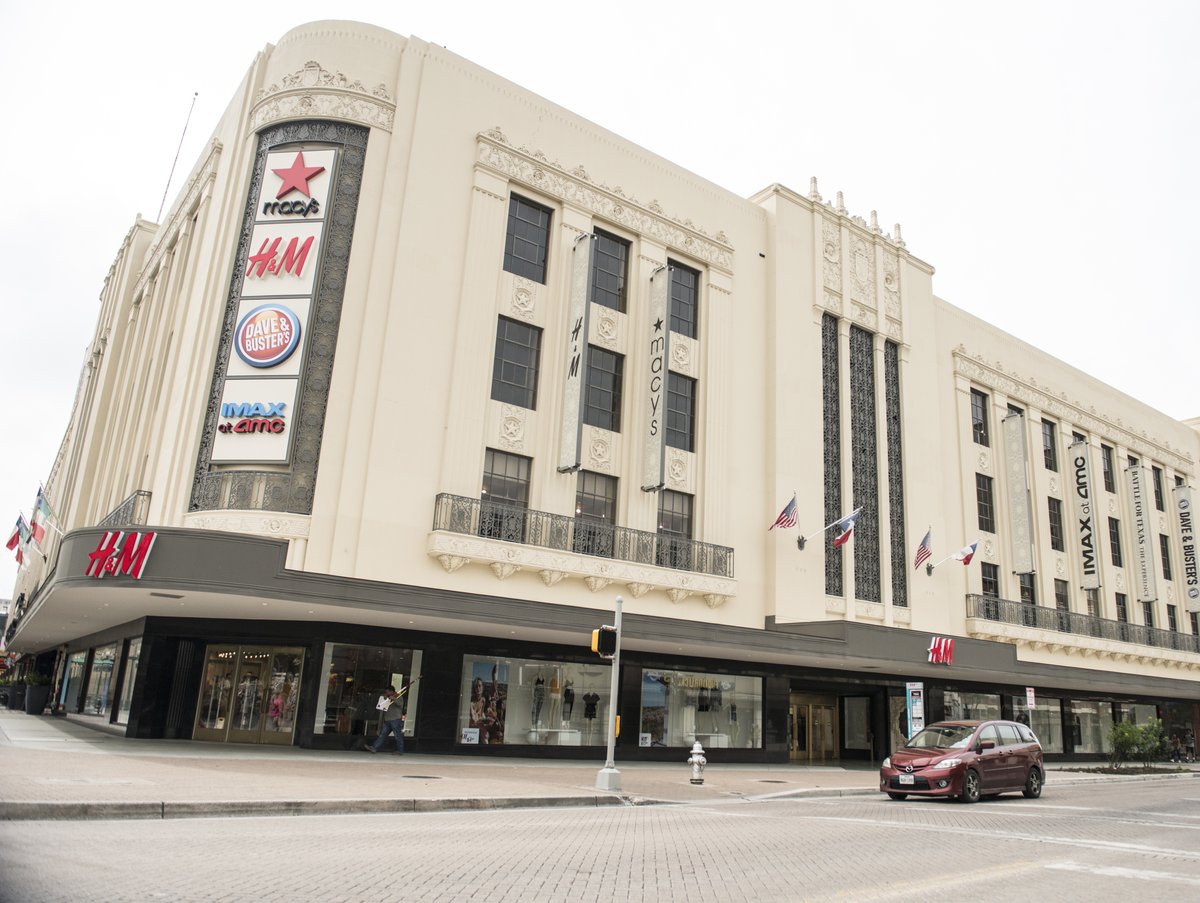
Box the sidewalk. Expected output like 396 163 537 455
0 711 1194 820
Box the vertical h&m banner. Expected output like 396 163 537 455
1126 464 1158 602
558 233 594 472
1068 438 1101 589
641 265 670 491
1003 412 1035 574
1173 485 1199 612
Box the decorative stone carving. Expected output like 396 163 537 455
626 582 651 598
671 340 693 375
499 405 526 451
477 134 732 272
1049 476 1059 494
666 452 689 490
251 61 396 132
703 594 726 608
585 576 611 592
978 452 990 472
182 511 311 538
851 301 877 330
822 290 842 313
490 562 520 580
1055 557 1065 576
666 588 691 604
825 596 847 614
438 554 470 573
595 312 619 348
511 280 536 320
587 432 612 473
539 569 566 586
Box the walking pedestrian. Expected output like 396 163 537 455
365 678 420 755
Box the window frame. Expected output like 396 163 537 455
502 194 552 283
1047 497 1065 551
1101 444 1116 493
1041 419 1059 472
656 490 694 570
480 449 532 543
970 389 990 447
1160 533 1173 581
589 228 630 312
583 345 625 432
1152 466 1165 511
490 316 542 409
668 260 700 340
975 473 996 534
573 471 618 558
666 372 697 452
1108 517 1124 568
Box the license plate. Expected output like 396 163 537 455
898 774 915 785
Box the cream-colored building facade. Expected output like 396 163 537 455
7 20 1197 761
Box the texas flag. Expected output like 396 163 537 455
30 488 54 544
5 516 23 551
954 541 979 566
832 508 862 549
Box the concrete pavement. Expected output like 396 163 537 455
1 710 1194 820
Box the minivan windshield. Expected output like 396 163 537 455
904 724 975 750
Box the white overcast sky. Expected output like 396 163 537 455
1 1 1197 596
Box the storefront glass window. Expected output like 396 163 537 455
942 691 1000 722
1115 702 1158 726
314 644 422 739
639 669 762 749
61 652 87 712
457 657 611 746
114 637 142 726
81 644 118 718
1068 699 1113 753
1008 695 1063 753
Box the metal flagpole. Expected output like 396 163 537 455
797 506 861 551
595 594 623 791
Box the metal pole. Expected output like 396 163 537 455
595 594 623 791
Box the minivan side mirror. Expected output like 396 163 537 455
978 739 996 750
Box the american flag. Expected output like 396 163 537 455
770 493 798 530
913 529 932 570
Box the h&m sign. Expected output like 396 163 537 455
85 531 157 580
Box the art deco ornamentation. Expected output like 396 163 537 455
539 570 567 586
850 325 881 604
251 61 395 132
511 280 536 319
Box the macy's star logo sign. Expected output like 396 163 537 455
272 151 326 200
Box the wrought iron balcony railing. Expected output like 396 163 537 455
966 593 1200 654
98 490 152 528
432 493 734 578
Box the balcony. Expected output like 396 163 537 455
966 594 1200 667
98 490 152 528
428 493 736 607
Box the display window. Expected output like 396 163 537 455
114 637 142 726
314 644 422 738
81 643 118 717
1116 702 1158 726
457 657 611 746
638 669 762 749
60 651 87 712
1008 694 1064 753
942 690 1000 722
1067 699 1114 753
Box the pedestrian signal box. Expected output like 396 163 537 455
591 625 617 659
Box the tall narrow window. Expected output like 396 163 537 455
1047 497 1065 551
573 471 617 558
886 341 908 608
583 346 624 432
1168 604 1179 633
1190 612 1199 636
1085 587 1100 618
666 373 696 451
850 326 880 603
1019 572 1037 605
1054 579 1070 631
491 316 542 409
1041 419 1058 471
480 449 531 543
656 490 693 571
590 229 629 312
976 474 996 533
1101 444 1116 493
1160 534 1173 581
669 261 699 339
1115 593 1128 621
1152 466 1165 511
970 389 990 446
502 194 552 283
1108 517 1124 567
981 562 1000 598
1141 600 1154 629
822 314 843 597
1128 454 1139 468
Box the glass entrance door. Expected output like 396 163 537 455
788 694 839 763
194 645 303 745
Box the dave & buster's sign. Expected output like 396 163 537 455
235 304 301 368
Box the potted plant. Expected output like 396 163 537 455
23 672 53 715
6 676 26 711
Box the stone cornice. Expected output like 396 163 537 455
477 128 733 274
954 349 1194 470
967 616 1200 672
250 60 396 133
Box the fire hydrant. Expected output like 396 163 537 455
687 741 707 784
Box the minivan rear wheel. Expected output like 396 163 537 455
959 769 981 803
1022 767 1043 799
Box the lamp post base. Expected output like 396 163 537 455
595 766 622 791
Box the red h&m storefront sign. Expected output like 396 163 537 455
85 531 157 580
927 636 955 665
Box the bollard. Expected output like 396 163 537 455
687 741 707 785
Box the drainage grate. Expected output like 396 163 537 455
398 775 444 780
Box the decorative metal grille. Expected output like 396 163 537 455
190 120 368 514
98 490 152 528
849 326 880 603
885 341 907 606
822 314 843 596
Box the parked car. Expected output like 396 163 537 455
880 719 1044 803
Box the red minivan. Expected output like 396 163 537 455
880 720 1044 803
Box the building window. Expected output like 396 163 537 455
573 471 617 558
1128 454 1139 468
114 637 143 726
1152 466 1165 511
981 562 1000 598
1007 403 1024 417
1085 587 1100 618
1141 600 1154 629
1054 579 1069 610
1019 572 1037 605
590 229 630 312
1115 593 1128 622
1041 419 1058 471
1101 444 1116 493
1191 612 1199 636
583 346 624 432
666 373 696 452
822 314 843 598
656 490 693 570
480 449 531 543
669 261 699 339
1047 497 1065 551
502 194 552 283
976 474 996 533
491 316 542 409
1168 604 1179 633
1108 517 1124 568
1160 534 1173 581
970 389 990 446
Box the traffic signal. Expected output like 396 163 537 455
591 625 617 659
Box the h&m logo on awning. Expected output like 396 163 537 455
85 531 157 580
927 636 955 666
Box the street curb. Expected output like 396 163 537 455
0 794 632 822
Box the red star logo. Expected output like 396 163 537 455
272 151 325 200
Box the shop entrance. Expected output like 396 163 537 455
788 693 838 763
194 645 304 745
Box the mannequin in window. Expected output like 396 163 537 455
562 679 575 721
548 672 561 724
532 673 546 725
